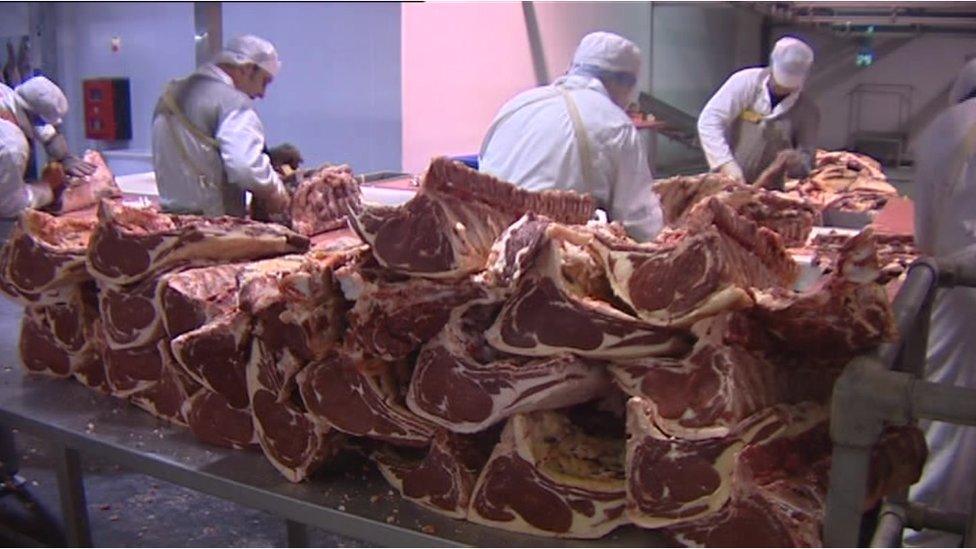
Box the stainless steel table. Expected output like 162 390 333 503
0 299 665 547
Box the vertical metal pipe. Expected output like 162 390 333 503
0 425 19 477
521 2 549 87
54 445 92 548
900 291 933 378
194 2 223 68
824 445 873 547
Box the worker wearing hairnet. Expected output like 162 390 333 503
479 31 663 242
151 34 293 217
903 58 976 548
0 76 95 218
697 36 820 184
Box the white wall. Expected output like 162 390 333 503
223 2 402 173
400 1 653 174
54 2 195 174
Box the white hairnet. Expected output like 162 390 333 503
213 35 281 77
949 58 976 105
571 32 641 75
14 76 68 126
770 37 814 89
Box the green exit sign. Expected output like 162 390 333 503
856 52 874 67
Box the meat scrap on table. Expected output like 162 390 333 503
0 155 925 545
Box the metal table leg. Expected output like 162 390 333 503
0 425 19 477
286 519 309 547
54 445 92 547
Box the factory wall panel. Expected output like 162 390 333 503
772 28 976 157
650 4 762 173
223 2 402 173
53 2 195 173
400 2 653 174
0 3 29 38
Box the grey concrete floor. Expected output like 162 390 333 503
1 428 373 547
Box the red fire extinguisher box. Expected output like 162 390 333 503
82 78 132 141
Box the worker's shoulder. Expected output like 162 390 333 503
498 85 557 112
577 93 634 131
725 67 765 87
182 74 251 108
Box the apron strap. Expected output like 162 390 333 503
159 81 218 190
479 84 601 210
557 87 596 189
160 81 219 149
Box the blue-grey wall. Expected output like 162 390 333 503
54 2 196 169
51 2 402 175
222 2 402 173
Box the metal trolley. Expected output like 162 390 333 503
823 245 976 546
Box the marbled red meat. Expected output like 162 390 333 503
86 201 308 286
409 298 611 433
348 157 595 278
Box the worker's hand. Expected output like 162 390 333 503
268 143 304 173
718 161 745 182
780 149 811 179
61 155 97 178
262 185 292 216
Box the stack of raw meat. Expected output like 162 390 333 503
785 149 900 215
41 150 123 214
808 230 918 282
1 157 927 544
653 173 822 247
654 149 901 245
251 163 362 237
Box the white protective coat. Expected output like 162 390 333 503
151 63 283 217
905 70 976 547
697 67 819 181
0 83 57 218
479 74 663 242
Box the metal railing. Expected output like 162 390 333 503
823 245 976 546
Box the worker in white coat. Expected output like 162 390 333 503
0 76 95 218
904 58 976 547
479 31 663 242
152 34 293 217
697 36 820 184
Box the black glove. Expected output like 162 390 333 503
782 150 811 179
268 143 304 172
61 155 96 178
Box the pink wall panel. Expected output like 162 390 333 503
401 2 536 173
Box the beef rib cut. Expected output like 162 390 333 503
408 297 612 433
87 201 309 286
348 157 595 279
467 409 628 538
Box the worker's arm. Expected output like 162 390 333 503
215 107 288 206
609 126 664 242
697 70 755 172
43 131 96 177
0 148 52 217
